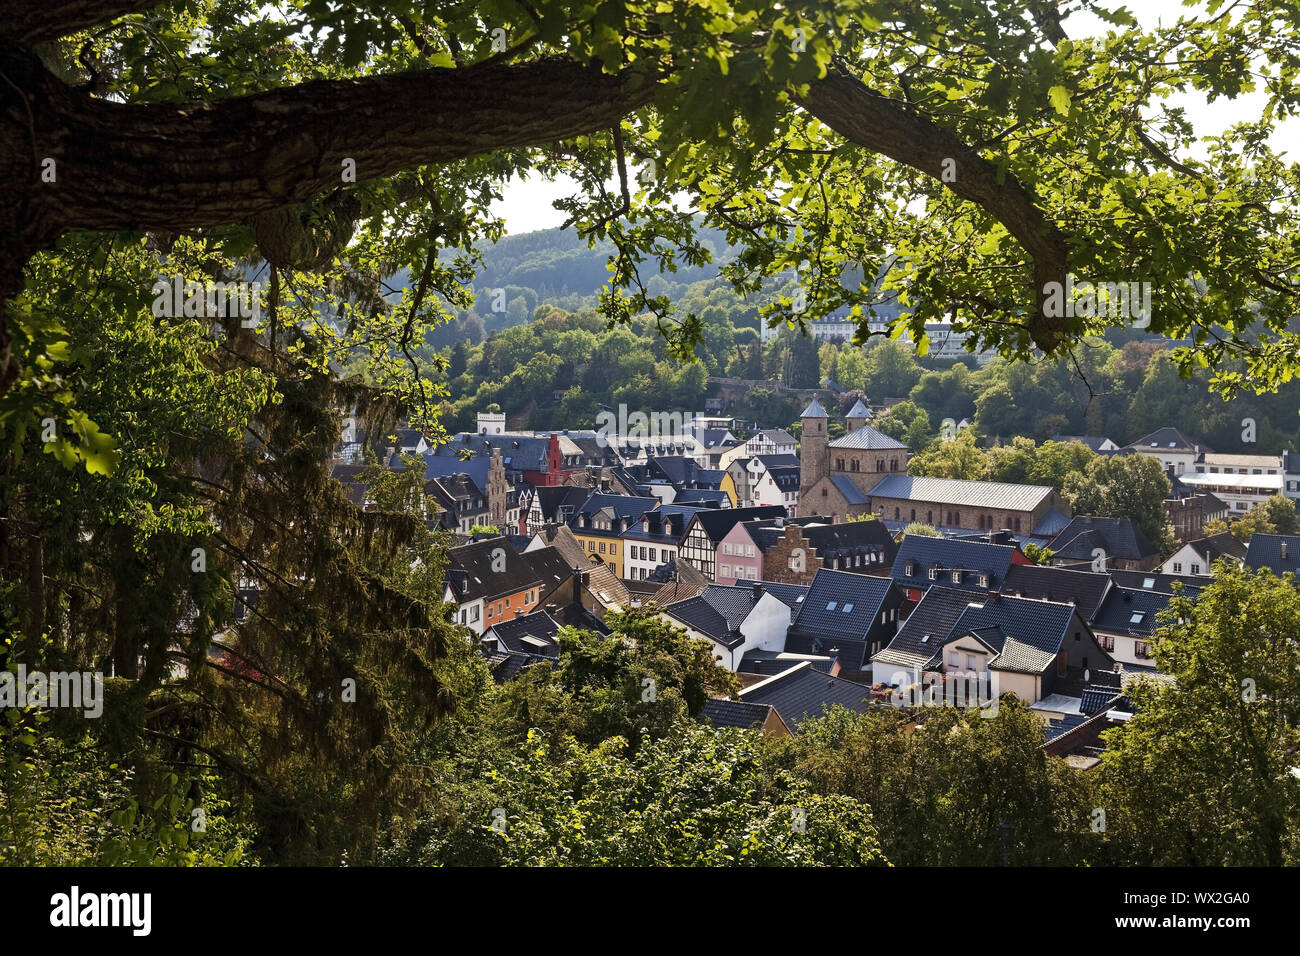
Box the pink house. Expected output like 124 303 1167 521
715 519 766 585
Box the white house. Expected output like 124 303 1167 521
1160 532 1246 577
659 584 797 671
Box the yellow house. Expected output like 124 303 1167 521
719 471 740 508
570 526 625 577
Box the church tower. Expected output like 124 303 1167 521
799 397 829 496
845 398 871 435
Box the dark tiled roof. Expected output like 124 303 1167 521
1003 564 1112 621
1244 533 1300 576
891 535 1018 592
700 698 779 731
532 485 590 522
524 546 579 594
739 649 834 676
782 634 870 671
1080 686 1124 715
740 662 871 730
1092 587 1174 637
446 537 542 602
1051 435 1115 453
790 569 896 640
674 489 731 505
687 505 788 544
797 519 899 568
484 611 561 659
948 593 1077 657
1050 516 1158 562
1109 569 1205 595
873 585 976 671
1124 426 1208 454
754 581 810 609
1186 532 1248 564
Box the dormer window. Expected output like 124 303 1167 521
950 570 962 584
978 573 989 588
905 561 916 576
927 566 939 581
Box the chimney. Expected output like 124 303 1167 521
1282 541 1289 560
752 582 763 601
571 566 583 607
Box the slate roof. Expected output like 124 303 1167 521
532 485 591 523
989 635 1059 674
797 519 899 568
696 428 738 450
1184 532 1248 564
800 397 828 418
674 489 731 506
828 423 909 451
700 698 781 731
420 453 490 491
484 611 561 659
662 585 759 648
1124 426 1208 454
739 649 834 676
1091 587 1173 637
845 399 872 419
829 475 872 505
524 545 580 595
644 559 709 605
1109 569 1206 595
891 535 1018 592
754 581 810 609
740 662 871 730
753 429 797 447
790 569 896 641
445 537 542 603
1080 686 1124 715
437 432 553 472
872 585 977 672
1244 533 1300 576
687 505 788 544
572 492 660 521
867 474 1055 512
948 593 1078 658
1002 564 1112 621
1049 516 1158 562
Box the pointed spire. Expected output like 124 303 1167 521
800 397 828 419
846 399 871 420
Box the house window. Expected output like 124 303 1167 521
905 561 916 576
966 654 978 670
599 542 606 554
1191 563 1200 575
1135 641 1150 659
948 651 960 666
927 567 939 580
927 511 933 524
721 564 731 577
588 541 595 551
895 507 900 519
951 570 962 584
1173 562 1182 573
978 573 989 588
910 508 916 521
487 604 493 619
610 544 617 556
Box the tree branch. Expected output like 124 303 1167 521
799 66 1071 353
2 0 164 46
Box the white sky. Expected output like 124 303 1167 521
491 0 1296 234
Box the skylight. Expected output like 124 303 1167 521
826 601 837 611
842 603 854 613
1129 611 1145 625
1142 577 1156 588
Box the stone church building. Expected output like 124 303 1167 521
798 398 910 520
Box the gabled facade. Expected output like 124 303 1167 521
1160 532 1246 577
679 505 788 581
